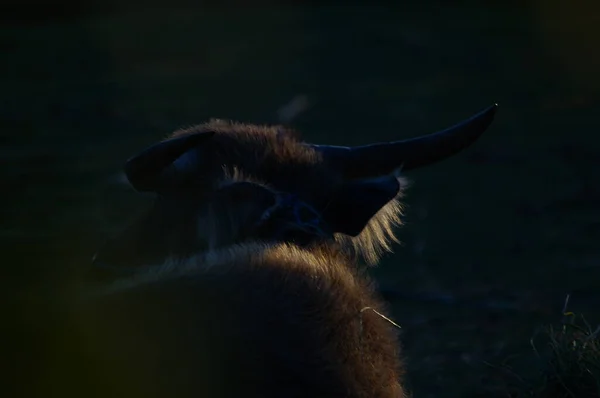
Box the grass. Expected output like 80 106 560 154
480 297 600 398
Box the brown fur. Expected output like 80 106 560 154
95 120 407 271
169 119 408 265
79 121 412 397
77 242 406 398
75 169 408 397
85 105 492 396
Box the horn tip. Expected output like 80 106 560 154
475 103 499 126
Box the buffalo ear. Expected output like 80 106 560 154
321 175 402 237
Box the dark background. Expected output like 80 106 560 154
4 2 600 397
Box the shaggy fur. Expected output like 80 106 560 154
334 190 406 265
170 119 408 265
94 120 408 272
80 121 412 397
84 107 493 397
74 242 406 398
73 170 408 398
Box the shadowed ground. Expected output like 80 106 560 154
4 3 600 397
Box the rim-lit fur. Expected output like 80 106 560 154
71 173 408 398
170 119 408 265
83 245 405 397
82 105 495 397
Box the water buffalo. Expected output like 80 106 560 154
93 104 497 270
74 104 496 398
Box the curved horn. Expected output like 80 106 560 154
124 131 215 192
311 104 497 178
